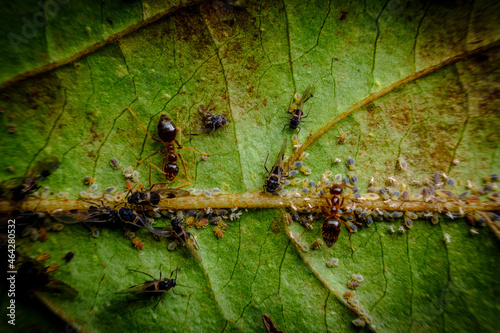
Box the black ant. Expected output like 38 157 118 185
282 85 314 133
115 266 185 308
125 107 209 187
263 139 288 195
305 184 360 251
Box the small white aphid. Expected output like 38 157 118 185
444 233 451 243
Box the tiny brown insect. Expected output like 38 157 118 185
132 237 144 250
196 218 209 228
311 239 323 250
337 129 348 144
213 226 224 238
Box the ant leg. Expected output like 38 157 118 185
339 220 356 251
176 153 190 181
125 107 162 143
175 140 209 156
149 163 165 187
138 146 169 164
176 107 182 146
154 294 163 309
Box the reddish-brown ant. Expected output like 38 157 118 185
303 184 361 251
125 107 209 187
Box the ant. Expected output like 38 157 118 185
305 184 361 251
282 85 314 133
125 107 209 187
263 139 288 195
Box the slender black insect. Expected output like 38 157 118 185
0 156 60 201
127 184 190 207
115 267 183 308
283 85 315 133
51 202 148 229
263 139 288 195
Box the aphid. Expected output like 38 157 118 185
123 166 134 178
209 188 223 195
299 152 310 161
51 223 64 231
125 107 209 186
278 189 289 196
165 240 177 251
63 252 74 263
36 253 50 261
344 291 356 298
115 267 183 307
262 314 284 333
351 274 364 282
379 188 390 200
397 156 408 171
391 211 403 219
347 298 360 307
263 139 288 195
83 177 96 185
0 156 60 201
337 129 348 144
447 179 455 187
196 219 209 228
90 226 100 238
311 239 323 250
383 210 393 221
484 174 499 183
488 192 500 202
362 193 380 201
198 105 228 133
326 258 339 267
404 216 413 228
213 226 224 238
431 213 439 225
132 237 144 250
128 185 190 207
38 228 48 242
404 211 418 219
218 220 229 230
435 189 457 201
401 190 409 201
391 191 400 200
284 85 315 132
347 281 360 289
352 318 366 327
110 158 121 169
433 171 441 184
346 157 355 171
289 169 299 177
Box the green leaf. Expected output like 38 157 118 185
1 0 499 332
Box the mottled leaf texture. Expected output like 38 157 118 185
0 0 499 332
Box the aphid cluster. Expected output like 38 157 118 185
341 273 374 329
